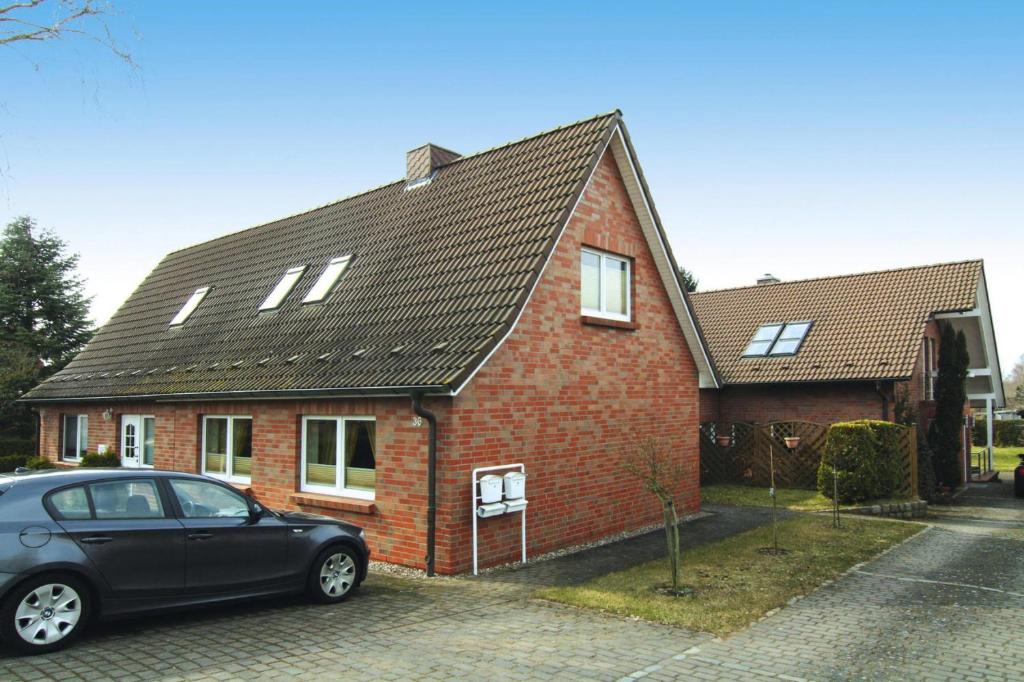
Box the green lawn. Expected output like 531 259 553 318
701 484 912 511
990 446 1024 473
536 515 922 636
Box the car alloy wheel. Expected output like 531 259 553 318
319 552 356 598
14 583 83 646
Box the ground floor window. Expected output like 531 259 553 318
62 414 88 460
202 416 253 482
301 416 376 499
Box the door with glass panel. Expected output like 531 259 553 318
121 415 156 468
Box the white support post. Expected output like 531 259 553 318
471 463 527 576
986 397 994 472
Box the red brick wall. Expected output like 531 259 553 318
38 398 436 568
701 382 891 426
437 151 701 574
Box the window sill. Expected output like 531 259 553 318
290 492 376 515
581 315 638 331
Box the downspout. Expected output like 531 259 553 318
874 381 890 421
411 394 437 577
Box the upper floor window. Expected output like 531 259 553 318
303 255 353 304
923 337 937 400
62 414 88 460
170 287 210 326
260 266 306 311
581 248 631 321
743 321 813 357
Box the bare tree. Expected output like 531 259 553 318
0 0 134 66
621 433 690 594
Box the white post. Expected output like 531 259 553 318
986 397 994 472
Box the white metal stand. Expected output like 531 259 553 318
471 463 527 576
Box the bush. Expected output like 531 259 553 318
80 451 120 468
917 438 937 502
0 437 36 457
23 456 56 470
817 420 903 503
972 418 1024 447
0 454 29 472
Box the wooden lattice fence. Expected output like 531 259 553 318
700 420 917 495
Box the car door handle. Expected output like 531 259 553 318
80 535 113 545
187 532 213 541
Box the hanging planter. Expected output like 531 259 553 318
716 435 734 448
784 436 801 450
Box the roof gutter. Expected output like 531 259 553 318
411 393 438 577
18 384 451 405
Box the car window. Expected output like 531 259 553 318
49 486 91 520
90 480 165 519
169 479 249 519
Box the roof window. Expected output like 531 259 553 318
170 287 210 326
743 321 813 357
260 266 306 311
303 255 352 304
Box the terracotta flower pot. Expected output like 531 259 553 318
784 436 801 450
716 436 733 448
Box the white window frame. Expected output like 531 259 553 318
303 255 353 304
170 287 210 326
201 415 253 484
580 247 632 322
259 266 306 311
300 416 376 500
62 414 88 461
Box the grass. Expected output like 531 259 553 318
536 515 922 636
989 446 1024 473
701 484 911 511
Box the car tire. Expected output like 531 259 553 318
307 545 361 604
0 574 91 655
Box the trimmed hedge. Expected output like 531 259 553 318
972 418 1024 447
0 454 30 473
81 452 120 468
817 420 903 503
24 456 56 470
0 437 36 457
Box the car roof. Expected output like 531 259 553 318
8 468 211 491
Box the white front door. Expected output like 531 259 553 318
121 415 142 468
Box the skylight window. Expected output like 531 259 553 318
260 266 306 311
743 321 813 357
170 287 210 326
769 322 812 356
303 255 352 304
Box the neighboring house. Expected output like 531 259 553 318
691 261 1005 480
21 112 717 574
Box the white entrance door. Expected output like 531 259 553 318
121 415 142 468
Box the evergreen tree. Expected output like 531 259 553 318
0 217 93 437
678 266 698 293
927 325 970 486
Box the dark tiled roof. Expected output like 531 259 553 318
24 112 621 401
689 260 982 385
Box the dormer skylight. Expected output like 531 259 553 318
170 287 210 326
260 266 306 311
743 321 813 357
303 255 352 304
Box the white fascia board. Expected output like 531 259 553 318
935 310 982 319
974 268 1005 407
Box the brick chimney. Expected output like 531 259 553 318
757 273 781 285
406 143 461 185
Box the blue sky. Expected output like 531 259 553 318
2 1 1022 375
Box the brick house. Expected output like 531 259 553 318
21 112 717 575
690 261 1005 482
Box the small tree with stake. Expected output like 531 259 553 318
621 434 691 596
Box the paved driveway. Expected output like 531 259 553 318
0 490 1021 681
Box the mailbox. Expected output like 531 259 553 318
477 502 507 518
479 474 503 504
503 471 526 500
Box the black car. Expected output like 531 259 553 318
0 468 369 655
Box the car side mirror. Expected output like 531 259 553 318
248 503 264 524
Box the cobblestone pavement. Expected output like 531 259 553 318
0 491 1019 681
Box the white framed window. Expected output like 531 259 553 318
303 255 352 304
300 416 376 500
202 416 253 483
580 247 631 321
923 337 937 401
743 321 813 357
170 287 210 326
260 266 306 311
62 414 88 460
